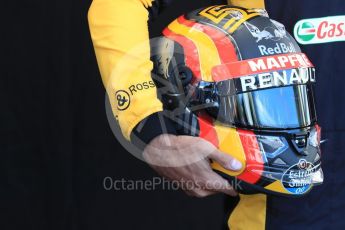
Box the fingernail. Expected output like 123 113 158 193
229 159 242 171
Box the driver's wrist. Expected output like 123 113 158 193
130 111 177 151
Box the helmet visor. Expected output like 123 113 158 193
215 84 317 129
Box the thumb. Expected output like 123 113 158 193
209 150 243 171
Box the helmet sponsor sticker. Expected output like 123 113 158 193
281 159 317 195
294 16 345 45
212 53 314 80
258 42 297 56
212 53 316 92
243 20 298 56
245 53 313 73
239 67 315 92
244 20 287 43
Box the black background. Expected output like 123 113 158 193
3 0 345 229
1 0 231 230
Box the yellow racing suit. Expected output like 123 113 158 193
88 0 264 142
88 1 268 230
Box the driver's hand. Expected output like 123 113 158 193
143 134 243 197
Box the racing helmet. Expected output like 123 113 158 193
151 5 323 196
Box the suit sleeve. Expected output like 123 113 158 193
88 0 176 143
